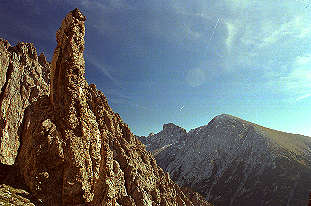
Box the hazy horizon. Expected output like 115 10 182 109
1 0 311 137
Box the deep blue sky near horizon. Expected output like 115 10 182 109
1 0 311 136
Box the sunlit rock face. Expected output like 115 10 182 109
139 114 311 206
0 37 50 165
0 8 212 206
0 184 41 205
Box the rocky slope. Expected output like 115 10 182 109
0 38 50 165
138 114 311 206
0 8 212 206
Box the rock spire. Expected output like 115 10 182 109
0 8 212 205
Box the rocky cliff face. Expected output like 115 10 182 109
138 123 186 153
0 38 50 165
136 123 188 172
138 114 311 206
0 8 212 206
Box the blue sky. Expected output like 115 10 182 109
1 0 311 136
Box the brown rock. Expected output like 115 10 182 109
0 38 50 165
0 8 213 206
0 184 42 206
18 8 100 205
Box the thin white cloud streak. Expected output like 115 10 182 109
109 95 152 111
296 93 311 102
296 53 311 65
85 55 151 111
86 54 122 87
100 87 152 112
265 53 311 98
237 16 307 50
78 0 311 98
103 88 132 101
222 2 311 61
76 0 132 10
225 21 236 52
287 54 311 92
259 16 311 48
278 68 311 90
218 1 311 98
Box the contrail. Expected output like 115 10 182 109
209 17 220 41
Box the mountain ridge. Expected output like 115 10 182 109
137 113 311 206
0 8 212 206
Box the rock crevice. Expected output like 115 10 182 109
1 9 212 206
0 38 50 165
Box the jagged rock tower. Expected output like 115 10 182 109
0 39 50 166
0 8 212 206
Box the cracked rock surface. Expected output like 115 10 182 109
0 37 50 165
138 114 311 206
0 8 212 206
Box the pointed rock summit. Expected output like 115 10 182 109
140 114 311 206
47 8 101 203
17 8 100 204
50 8 87 109
163 123 185 131
0 9 211 205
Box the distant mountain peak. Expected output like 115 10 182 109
214 113 240 121
163 123 186 133
140 114 311 206
163 122 180 130
148 132 155 137
216 113 232 118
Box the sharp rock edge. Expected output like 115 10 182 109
0 8 212 206
138 114 311 206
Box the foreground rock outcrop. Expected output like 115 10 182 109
138 114 311 206
0 8 212 206
0 38 50 165
0 184 42 206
